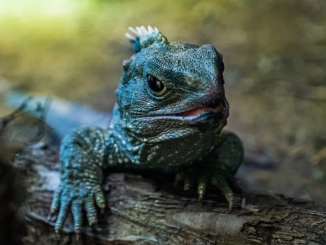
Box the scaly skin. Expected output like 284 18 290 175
50 26 244 234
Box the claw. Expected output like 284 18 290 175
76 232 80 241
46 213 51 222
54 230 61 241
228 200 233 212
89 220 98 227
221 201 233 214
91 224 100 231
212 175 234 212
198 180 207 201
184 182 192 191
174 174 182 188
198 193 204 202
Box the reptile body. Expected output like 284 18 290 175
51 26 244 234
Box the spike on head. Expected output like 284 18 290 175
125 26 168 53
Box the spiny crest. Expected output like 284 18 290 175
125 26 159 41
125 25 168 53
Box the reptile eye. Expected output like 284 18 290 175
146 74 166 95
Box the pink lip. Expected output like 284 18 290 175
145 101 229 120
177 103 224 117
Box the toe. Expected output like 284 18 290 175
85 195 98 226
174 173 183 188
51 187 62 214
72 199 83 233
197 179 207 201
175 169 196 191
94 188 106 209
212 175 234 209
184 180 193 191
55 199 71 233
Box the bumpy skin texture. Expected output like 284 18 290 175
51 26 244 234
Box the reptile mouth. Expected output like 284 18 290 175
176 101 226 118
149 100 229 121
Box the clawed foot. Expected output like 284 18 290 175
174 168 234 211
50 182 106 237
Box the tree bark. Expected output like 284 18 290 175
15 146 326 245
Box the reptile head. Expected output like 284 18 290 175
115 26 229 168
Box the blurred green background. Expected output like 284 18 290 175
1 0 326 203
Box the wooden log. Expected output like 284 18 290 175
12 146 326 245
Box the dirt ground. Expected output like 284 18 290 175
0 0 326 204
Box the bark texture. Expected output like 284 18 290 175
14 146 326 245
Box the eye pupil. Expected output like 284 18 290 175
147 75 165 93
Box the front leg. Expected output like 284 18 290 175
175 131 244 210
50 127 110 234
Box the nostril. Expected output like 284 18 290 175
208 100 225 115
214 103 223 113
